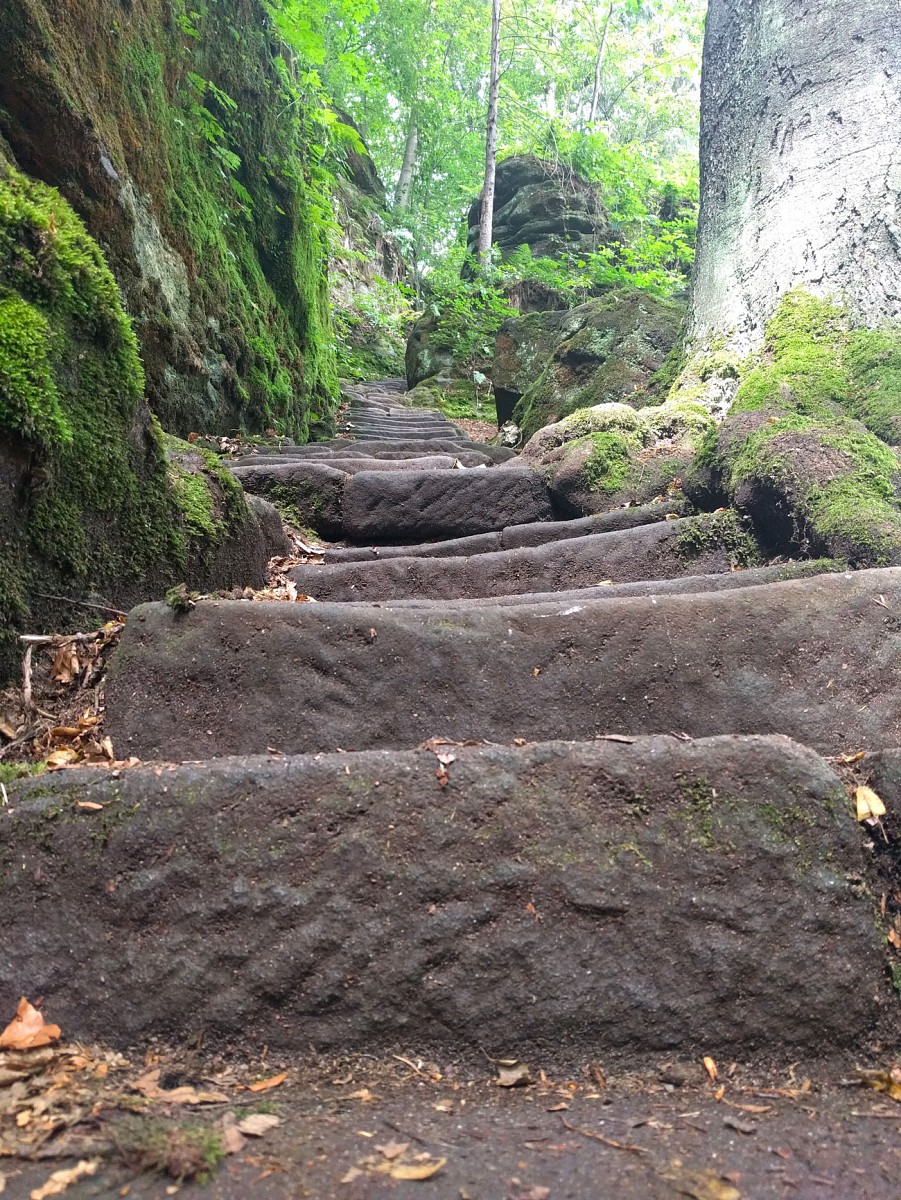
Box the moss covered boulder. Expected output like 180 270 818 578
514 289 685 440
519 396 714 516
687 291 901 565
0 158 270 671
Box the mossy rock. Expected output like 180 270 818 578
0 0 338 440
0 159 267 674
693 290 901 565
513 289 685 440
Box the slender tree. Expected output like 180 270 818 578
477 0 502 268
394 118 419 208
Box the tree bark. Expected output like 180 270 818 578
394 119 419 210
587 3 613 126
477 0 502 269
689 0 901 352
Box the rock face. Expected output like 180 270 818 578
0 154 271 672
0 0 336 439
513 290 685 439
0 736 885 1057
467 156 613 263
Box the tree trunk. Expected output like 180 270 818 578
587 3 613 126
394 119 419 210
477 0 502 269
688 0 901 352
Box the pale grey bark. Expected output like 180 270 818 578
478 0 502 268
587 3 613 126
689 0 901 352
394 120 419 210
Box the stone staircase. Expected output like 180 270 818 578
2 380 899 1071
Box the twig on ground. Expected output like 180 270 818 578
560 1116 648 1153
22 644 34 714
34 592 128 619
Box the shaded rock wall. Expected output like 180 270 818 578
0 0 337 440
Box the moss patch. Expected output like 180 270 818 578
0 160 261 672
707 291 901 565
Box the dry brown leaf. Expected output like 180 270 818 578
344 1087 374 1102
221 1113 246 1155
46 749 79 769
856 786 887 822
0 999 61 1051
662 1162 741 1200
856 1065 901 1102
340 1167 364 1184
76 801 104 812
50 646 80 685
132 1068 227 1105
248 1072 286 1093
495 1061 533 1088
389 1157 446 1181
30 1160 99 1200
703 1056 718 1082
237 1113 281 1136
376 1140 408 1160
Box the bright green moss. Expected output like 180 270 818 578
0 296 71 445
578 431 644 495
712 290 901 564
675 509 761 567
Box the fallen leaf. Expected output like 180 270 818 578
376 1141 409 1160
248 1072 286 1093
0 999 61 1051
76 801 104 812
237 1113 282 1136
46 748 79 769
50 645 80 685
856 1065 901 1102
495 1061 533 1088
855 786 886 822
703 1057 718 1082
344 1088 374 1102
132 1068 227 1104
723 1115 757 1135
221 1113 246 1155
30 1160 99 1199
662 1161 741 1200
340 1168 363 1184
389 1157 446 1180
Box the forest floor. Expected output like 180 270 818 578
3 1046 901 1200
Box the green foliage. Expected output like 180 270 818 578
0 296 72 446
423 261 518 374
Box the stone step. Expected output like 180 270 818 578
288 515 749 603
232 450 494 470
105 568 901 760
235 439 517 463
342 466 553 542
1 736 890 1057
322 501 690 563
231 461 347 539
363 560 838 609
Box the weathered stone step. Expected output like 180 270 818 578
233 450 494 471
235 439 517 463
363 560 838 609
105 568 901 760
1 736 889 1057
288 514 747 602
341 466 553 542
322 501 689 562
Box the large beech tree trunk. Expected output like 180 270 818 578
688 0 901 351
